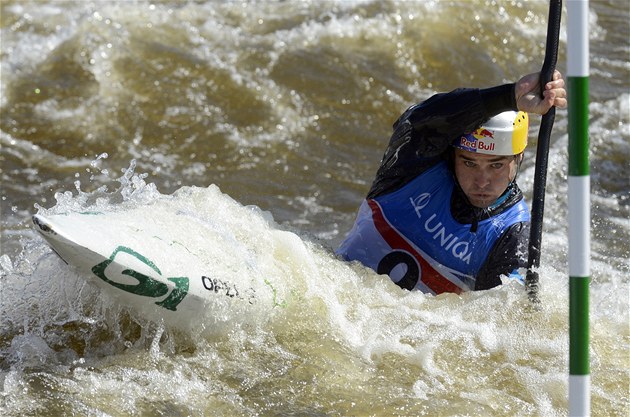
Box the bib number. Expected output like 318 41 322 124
377 250 420 290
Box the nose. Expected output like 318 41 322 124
473 169 491 189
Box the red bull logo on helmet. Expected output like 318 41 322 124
473 129 494 140
456 131 496 153
452 111 528 156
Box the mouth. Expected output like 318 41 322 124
471 193 492 201
468 193 496 208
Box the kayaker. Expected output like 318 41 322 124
337 71 567 294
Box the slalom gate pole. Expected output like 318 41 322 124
567 1 591 415
525 0 563 304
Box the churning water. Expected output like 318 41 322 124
1 1 628 416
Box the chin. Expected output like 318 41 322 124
470 198 493 209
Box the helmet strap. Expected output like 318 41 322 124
510 153 524 185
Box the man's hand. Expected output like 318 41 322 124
515 70 567 115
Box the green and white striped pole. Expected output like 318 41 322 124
567 0 590 415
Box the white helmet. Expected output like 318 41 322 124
453 111 529 156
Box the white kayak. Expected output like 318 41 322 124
31 186 305 330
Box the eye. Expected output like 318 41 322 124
463 160 476 168
490 163 504 169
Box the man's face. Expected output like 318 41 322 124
453 149 521 208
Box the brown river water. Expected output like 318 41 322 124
1 1 628 416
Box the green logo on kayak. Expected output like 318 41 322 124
92 246 189 311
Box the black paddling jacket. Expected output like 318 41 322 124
365 83 529 291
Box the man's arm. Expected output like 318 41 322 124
474 221 530 291
367 84 516 199
366 69 567 200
